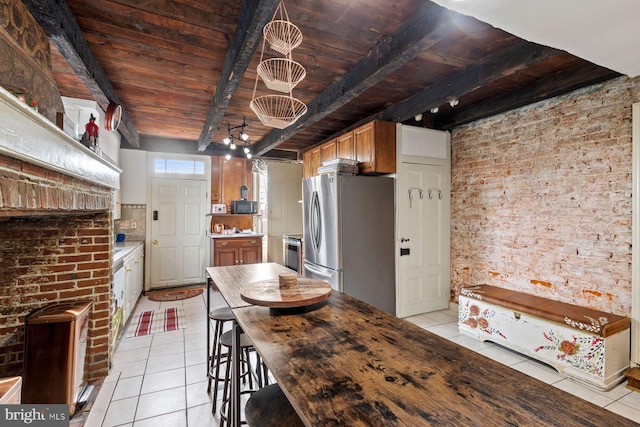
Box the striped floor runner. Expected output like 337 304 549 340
126 307 185 338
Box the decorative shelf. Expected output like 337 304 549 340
0 86 121 189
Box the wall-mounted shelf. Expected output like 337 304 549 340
0 86 121 189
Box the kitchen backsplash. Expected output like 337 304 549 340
115 204 146 242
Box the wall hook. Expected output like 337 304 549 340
408 187 424 208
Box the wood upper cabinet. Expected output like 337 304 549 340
303 120 395 178
337 131 355 160
211 156 253 209
354 120 396 174
320 139 337 164
303 147 320 179
213 237 262 266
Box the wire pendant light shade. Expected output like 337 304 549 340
250 95 307 129
251 1 307 129
263 19 303 56
257 58 306 92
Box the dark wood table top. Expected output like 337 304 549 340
205 263 295 309
233 290 639 426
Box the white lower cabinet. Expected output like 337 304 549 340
112 243 144 352
123 244 144 324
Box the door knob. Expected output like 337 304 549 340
152 240 158 245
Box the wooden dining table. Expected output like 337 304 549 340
206 263 639 426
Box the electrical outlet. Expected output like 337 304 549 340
131 221 137 229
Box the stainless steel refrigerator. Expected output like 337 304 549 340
303 171 396 314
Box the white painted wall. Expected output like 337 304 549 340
120 149 147 204
266 161 303 264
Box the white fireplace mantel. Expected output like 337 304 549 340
0 86 120 189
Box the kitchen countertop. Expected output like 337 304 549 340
208 232 264 239
113 241 144 270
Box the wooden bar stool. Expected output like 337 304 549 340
218 329 256 426
207 306 235 411
245 383 304 427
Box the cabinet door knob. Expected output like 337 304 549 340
152 240 158 245
235 260 239 264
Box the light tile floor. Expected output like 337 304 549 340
85 291 640 426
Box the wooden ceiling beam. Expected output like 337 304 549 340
197 0 281 151
22 0 139 147
138 136 230 157
434 63 621 130
251 2 457 157
138 135 297 161
375 39 566 125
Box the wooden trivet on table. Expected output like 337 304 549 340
240 278 331 308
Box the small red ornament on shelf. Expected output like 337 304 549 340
82 114 101 154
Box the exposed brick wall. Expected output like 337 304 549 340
451 76 640 316
0 154 112 214
0 154 113 382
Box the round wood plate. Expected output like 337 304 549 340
240 278 331 308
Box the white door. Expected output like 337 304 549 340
397 162 450 317
267 162 303 264
150 178 208 289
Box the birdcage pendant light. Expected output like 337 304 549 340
250 1 307 129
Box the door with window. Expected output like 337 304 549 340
148 155 210 289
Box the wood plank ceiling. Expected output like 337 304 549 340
24 0 620 160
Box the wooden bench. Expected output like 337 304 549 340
458 284 631 391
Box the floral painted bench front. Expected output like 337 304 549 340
458 284 630 391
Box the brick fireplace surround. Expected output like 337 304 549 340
0 152 114 382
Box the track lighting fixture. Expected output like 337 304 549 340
222 117 252 158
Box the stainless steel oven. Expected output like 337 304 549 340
283 234 303 274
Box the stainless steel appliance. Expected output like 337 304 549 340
231 200 258 214
283 234 303 273
303 171 395 314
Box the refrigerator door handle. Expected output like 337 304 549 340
304 262 333 279
310 191 321 252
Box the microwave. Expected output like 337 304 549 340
231 200 258 214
